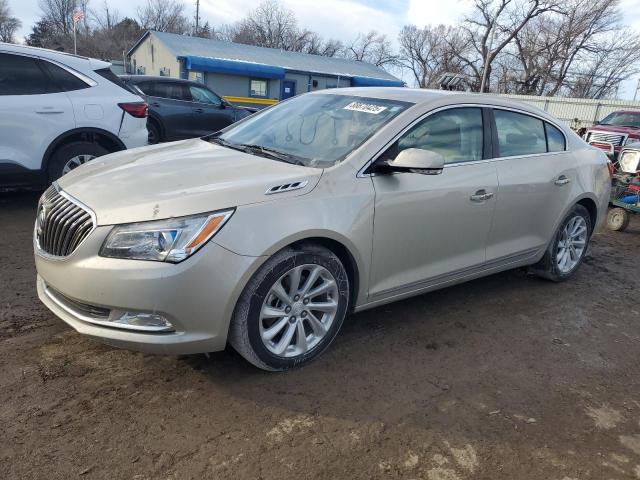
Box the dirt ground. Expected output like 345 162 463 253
1 190 640 480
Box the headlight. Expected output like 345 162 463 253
100 210 234 262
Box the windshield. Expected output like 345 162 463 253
599 111 640 128
215 94 411 167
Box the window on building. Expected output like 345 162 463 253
494 110 547 157
250 79 268 97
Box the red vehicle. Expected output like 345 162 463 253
583 110 640 159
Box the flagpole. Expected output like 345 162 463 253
73 21 77 54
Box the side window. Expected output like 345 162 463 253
40 61 89 92
0 53 52 95
494 110 546 157
189 85 221 105
545 122 566 152
153 82 191 101
388 108 484 164
250 79 268 97
136 81 156 96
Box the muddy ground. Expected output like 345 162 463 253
1 190 640 480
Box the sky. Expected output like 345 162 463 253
7 0 640 99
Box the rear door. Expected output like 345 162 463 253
188 84 235 135
145 81 194 140
0 52 76 172
369 107 498 299
486 108 577 262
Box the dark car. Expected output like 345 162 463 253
120 75 255 144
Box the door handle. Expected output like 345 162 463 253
194 108 204 114
36 109 64 114
151 102 161 107
470 190 494 202
555 175 571 186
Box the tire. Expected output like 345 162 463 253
48 141 109 182
530 204 592 282
147 119 161 144
229 243 350 371
607 207 630 232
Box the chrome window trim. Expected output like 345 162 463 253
33 183 98 261
41 57 98 87
357 102 570 178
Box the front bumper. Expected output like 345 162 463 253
35 225 263 355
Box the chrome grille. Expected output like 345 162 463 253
586 131 626 146
36 184 95 257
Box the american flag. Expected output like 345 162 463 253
72 10 84 25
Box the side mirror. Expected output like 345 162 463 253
384 148 445 175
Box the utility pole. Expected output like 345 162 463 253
634 78 640 102
195 0 200 36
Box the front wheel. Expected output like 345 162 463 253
229 243 349 371
530 204 592 282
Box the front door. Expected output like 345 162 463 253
282 81 296 100
188 84 234 135
369 107 498 300
485 109 577 262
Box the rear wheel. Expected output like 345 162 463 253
147 119 161 144
607 207 630 232
229 243 349 371
48 141 108 182
531 204 592 282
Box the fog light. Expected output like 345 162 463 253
113 312 174 331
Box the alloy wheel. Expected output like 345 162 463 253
259 264 339 358
556 215 587 274
62 154 95 175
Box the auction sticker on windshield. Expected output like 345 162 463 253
343 102 388 114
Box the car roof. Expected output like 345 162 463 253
120 75 200 85
0 42 111 71
313 87 558 124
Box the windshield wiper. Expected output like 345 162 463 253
235 143 306 165
209 137 306 165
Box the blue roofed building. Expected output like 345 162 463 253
126 31 404 108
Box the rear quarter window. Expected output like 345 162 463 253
40 60 90 92
545 122 566 152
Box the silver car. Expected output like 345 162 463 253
34 88 611 370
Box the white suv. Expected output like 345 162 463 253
0 43 148 188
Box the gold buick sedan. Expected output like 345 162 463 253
34 88 610 370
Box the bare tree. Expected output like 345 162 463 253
91 0 120 30
345 30 397 67
137 0 189 34
37 0 77 35
458 0 562 92
398 25 466 88
0 0 21 42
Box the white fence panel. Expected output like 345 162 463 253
496 94 640 128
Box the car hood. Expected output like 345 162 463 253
57 139 322 225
